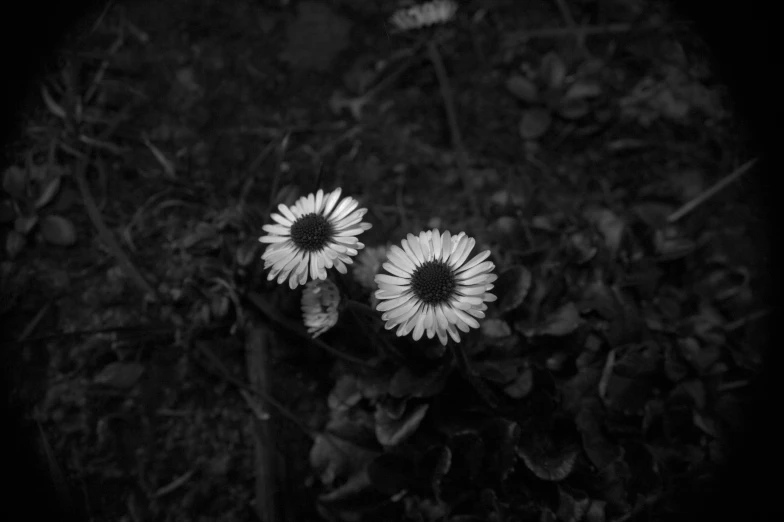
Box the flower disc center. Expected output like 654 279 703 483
411 260 456 305
290 213 333 252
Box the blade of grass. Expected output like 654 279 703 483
73 156 159 301
667 158 757 223
426 39 480 218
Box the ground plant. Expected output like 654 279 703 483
1 1 769 521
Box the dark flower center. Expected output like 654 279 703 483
290 213 333 252
411 260 456 305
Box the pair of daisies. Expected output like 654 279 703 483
259 188 497 346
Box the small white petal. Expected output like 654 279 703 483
259 235 288 243
270 212 292 226
376 274 410 286
261 224 291 236
440 231 452 262
382 262 410 278
334 228 366 238
407 234 425 264
419 231 432 261
322 188 342 216
453 308 480 328
456 250 492 274
401 239 420 267
333 236 359 245
412 313 426 341
457 260 495 280
450 238 476 268
278 204 297 222
376 282 409 294
376 294 414 312
315 189 324 213
388 245 416 272
432 229 442 261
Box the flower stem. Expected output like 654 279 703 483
426 39 480 218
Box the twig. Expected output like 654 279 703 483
153 468 196 498
667 159 757 223
246 291 376 368
245 322 281 522
724 309 769 332
363 52 423 100
426 39 480 218
16 302 53 342
35 420 75 513
504 22 638 44
73 156 159 301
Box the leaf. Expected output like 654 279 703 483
389 364 451 399
328 374 363 412
518 445 579 482
583 207 625 256
235 239 260 267
585 500 606 522
558 97 590 120
541 52 567 90
655 229 696 260
476 358 520 384
536 302 582 336
318 469 372 503
480 318 512 339
41 86 67 119
39 215 77 246
367 452 415 497
561 366 601 413
14 215 38 235
602 374 655 414
495 265 532 313
6 230 26 258
93 362 145 389
0 200 15 223
564 80 603 100
34 175 62 210
503 366 533 398
519 108 552 140
483 419 520 481
310 432 378 486
279 1 351 72
420 445 452 499
575 399 622 470
678 337 720 374
375 403 429 447
556 487 591 522
506 74 539 103
2 165 27 199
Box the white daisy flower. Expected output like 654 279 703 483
389 0 459 32
259 188 372 289
352 245 389 292
373 229 497 345
301 279 341 338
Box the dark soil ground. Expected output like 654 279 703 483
1 1 775 521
